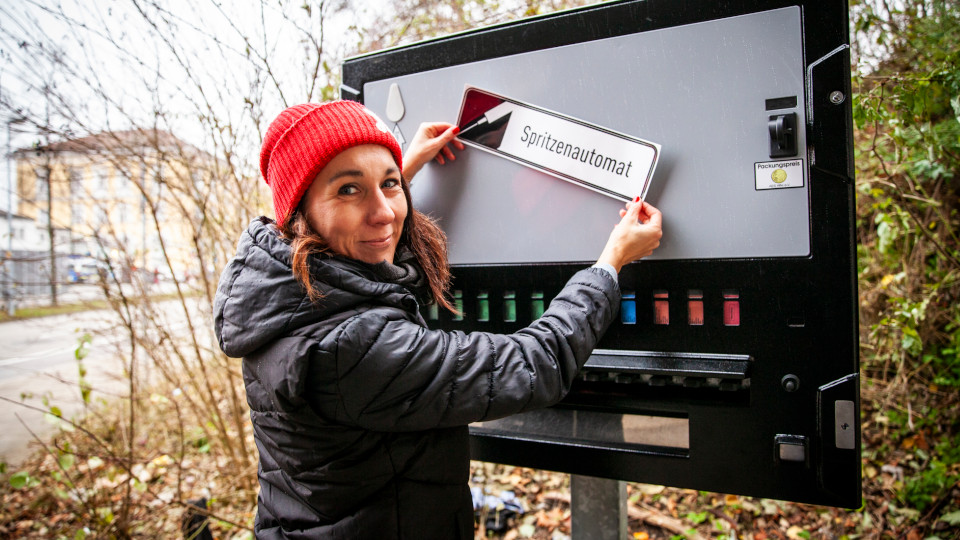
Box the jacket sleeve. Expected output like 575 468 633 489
320 267 619 432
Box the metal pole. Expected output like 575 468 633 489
2 70 7 317
6 120 14 316
43 99 56 306
571 475 628 540
6 116 27 316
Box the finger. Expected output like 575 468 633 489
635 203 650 224
617 203 639 226
640 201 660 215
641 203 663 227
637 200 652 216
637 201 661 224
426 122 454 134
435 154 445 165
442 145 456 161
442 125 460 142
622 199 643 223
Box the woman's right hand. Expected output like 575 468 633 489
596 198 663 273
402 122 465 181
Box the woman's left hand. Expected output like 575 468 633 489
402 122 465 180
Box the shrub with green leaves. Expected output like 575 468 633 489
852 0 960 521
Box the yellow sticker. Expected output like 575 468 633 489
755 159 804 190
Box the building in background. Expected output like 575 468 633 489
0 207 73 306
11 128 219 286
0 209 55 253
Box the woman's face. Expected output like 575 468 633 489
301 144 407 264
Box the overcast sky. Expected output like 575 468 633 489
0 0 388 215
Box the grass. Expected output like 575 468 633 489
0 290 200 324
0 300 112 322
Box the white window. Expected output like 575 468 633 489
191 169 204 192
72 202 84 225
36 169 49 202
69 168 82 195
95 206 108 226
154 164 166 199
117 167 133 196
95 170 110 198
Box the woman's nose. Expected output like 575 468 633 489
366 190 396 224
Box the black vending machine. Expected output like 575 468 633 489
343 0 860 508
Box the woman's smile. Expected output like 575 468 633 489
363 235 394 247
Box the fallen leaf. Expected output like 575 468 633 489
901 435 916 449
536 507 565 530
786 525 806 539
666 496 677 516
635 484 665 496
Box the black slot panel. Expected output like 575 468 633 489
564 351 752 408
585 351 751 379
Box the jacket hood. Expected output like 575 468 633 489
214 218 422 358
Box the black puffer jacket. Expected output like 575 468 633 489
213 218 620 539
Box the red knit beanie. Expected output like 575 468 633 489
260 100 403 226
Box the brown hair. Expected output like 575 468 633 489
278 176 457 314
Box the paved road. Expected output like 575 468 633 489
0 310 131 467
10 283 107 310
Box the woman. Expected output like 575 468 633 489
214 100 662 539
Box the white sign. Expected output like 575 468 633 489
456 87 661 201
755 159 805 190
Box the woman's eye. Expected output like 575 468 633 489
338 184 359 195
382 178 401 189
